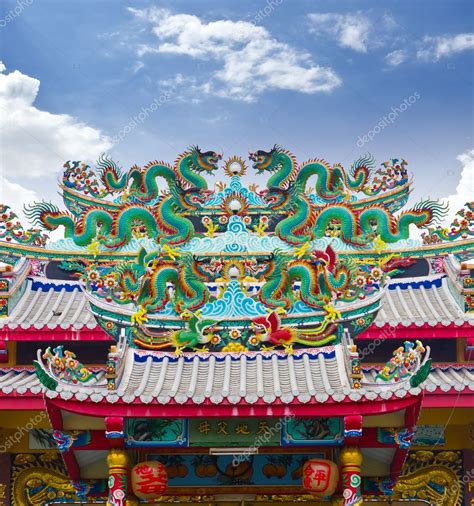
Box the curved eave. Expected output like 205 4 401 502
1 366 472 411
43 394 421 418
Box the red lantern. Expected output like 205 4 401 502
131 461 168 500
303 458 339 497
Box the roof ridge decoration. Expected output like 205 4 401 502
0 204 49 246
374 340 432 387
0 146 471 357
422 201 474 244
34 345 96 391
32 341 436 405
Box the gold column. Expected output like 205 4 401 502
107 449 130 506
340 447 363 505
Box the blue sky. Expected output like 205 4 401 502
0 0 473 217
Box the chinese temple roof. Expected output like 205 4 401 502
0 278 96 331
1 362 472 406
378 275 473 328
0 273 471 334
0 148 472 425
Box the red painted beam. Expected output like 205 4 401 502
47 396 420 418
422 394 474 408
0 397 45 410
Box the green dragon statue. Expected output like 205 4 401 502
44 146 222 247
99 146 220 204
251 146 447 247
258 246 350 309
261 183 446 247
131 312 218 355
25 172 217 249
109 248 210 314
250 145 374 200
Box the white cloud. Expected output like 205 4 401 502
445 149 474 217
417 33 474 61
0 63 112 219
308 12 372 53
0 175 39 222
385 49 408 67
128 7 341 102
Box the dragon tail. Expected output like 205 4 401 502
350 153 376 189
97 154 125 192
409 199 449 228
23 201 65 230
295 322 338 346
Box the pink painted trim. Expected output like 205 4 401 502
0 387 470 410
3 391 469 410
0 397 44 409
47 396 420 418
358 322 474 339
0 328 110 341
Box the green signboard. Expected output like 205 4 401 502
282 418 343 446
126 418 188 447
189 417 281 446
125 417 344 448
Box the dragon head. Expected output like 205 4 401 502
181 186 213 209
260 186 291 210
249 145 283 173
173 178 213 209
188 146 222 173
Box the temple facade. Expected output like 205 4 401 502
0 147 472 505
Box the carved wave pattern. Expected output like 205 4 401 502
206 177 266 206
200 280 267 318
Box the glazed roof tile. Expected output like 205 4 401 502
2 357 473 405
0 279 96 330
0 274 470 331
27 346 469 405
377 275 472 327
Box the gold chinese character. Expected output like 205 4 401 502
217 422 229 435
257 421 272 436
235 423 250 435
197 421 211 434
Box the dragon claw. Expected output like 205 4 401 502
283 343 294 355
294 243 310 258
323 303 341 322
131 305 148 325
162 244 181 260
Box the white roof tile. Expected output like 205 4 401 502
0 274 471 331
374 275 472 327
24 346 473 405
0 279 97 331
